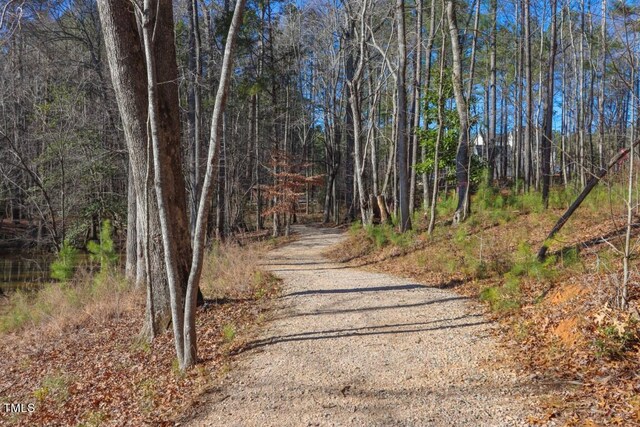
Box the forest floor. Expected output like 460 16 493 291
185 225 553 426
0 233 284 426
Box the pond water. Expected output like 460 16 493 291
0 253 54 292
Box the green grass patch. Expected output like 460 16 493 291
362 224 416 249
436 195 458 218
222 323 236 342
33 372 70 404
480 277 522 312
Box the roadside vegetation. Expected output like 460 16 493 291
328 178 640 425
0 229 282 426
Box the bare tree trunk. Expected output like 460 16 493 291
466 0 481 99
422 0 437 209
542 0 558 209
598 0 607 170
253 93 263 230
126 160 137 282
344 23 356 222
99 0 244 370
349 84 369 225
183 0 246 368
139 0 190 366
514 0 523 190
216 113 227 240
487 0 497 186
446 0 470 223
98 0 180 338
365 49 380 197
187 0 203 236
409 0 423 214
346 0 371 225
428 39 446 235
396 0 411 231
621 69 636 310
578 1 586 188
524 0 532 190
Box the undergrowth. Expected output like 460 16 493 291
332 179 639 423
479 242 558 312
0 270 133 334
2 233 279 335
337 183 626 315
200 240 279 299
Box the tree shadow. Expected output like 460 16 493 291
279 296 468 319
550 222 640 257
232 315 488 354
284 283 427 297
202 297 250 307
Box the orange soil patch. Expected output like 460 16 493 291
548 283 585 305
553 316 583 349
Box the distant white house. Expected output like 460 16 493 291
472 132 515 157
472 131 516 178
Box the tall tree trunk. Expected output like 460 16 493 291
487 0 497 186
542 0 558 209
183 0 246 368
598 0 607 170
466 0 481 98
346 0 371 225
216 113 227 239
344 23 356 222
396 0 411 231
409 0 423 214
428 40 446 235
187 0 202 235
126 160 137 282
422 0 437 209
621 70 636 309
139 0 192 366
524 0 532 191
98 0 185 338
446 0 470 223
514 0 523 190
99 0 245 370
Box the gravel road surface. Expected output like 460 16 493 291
189 225 548 426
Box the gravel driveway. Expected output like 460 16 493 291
189 225 548 426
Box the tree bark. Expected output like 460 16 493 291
97 0 176 338
409 0 423 214
396 0 411 231
422 0 437 209
428 39 446 235
183 0 246 368
346 0 371 226
139 0 189 366
446 0 470 223
126 160 137 282
541 0 558 209
524 0 532 191
598 0 607 170
487 0 497 186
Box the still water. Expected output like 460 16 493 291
0 253 54 292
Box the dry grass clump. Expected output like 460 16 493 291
0 268 138 335
1 236 280 336
200 241 278 300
